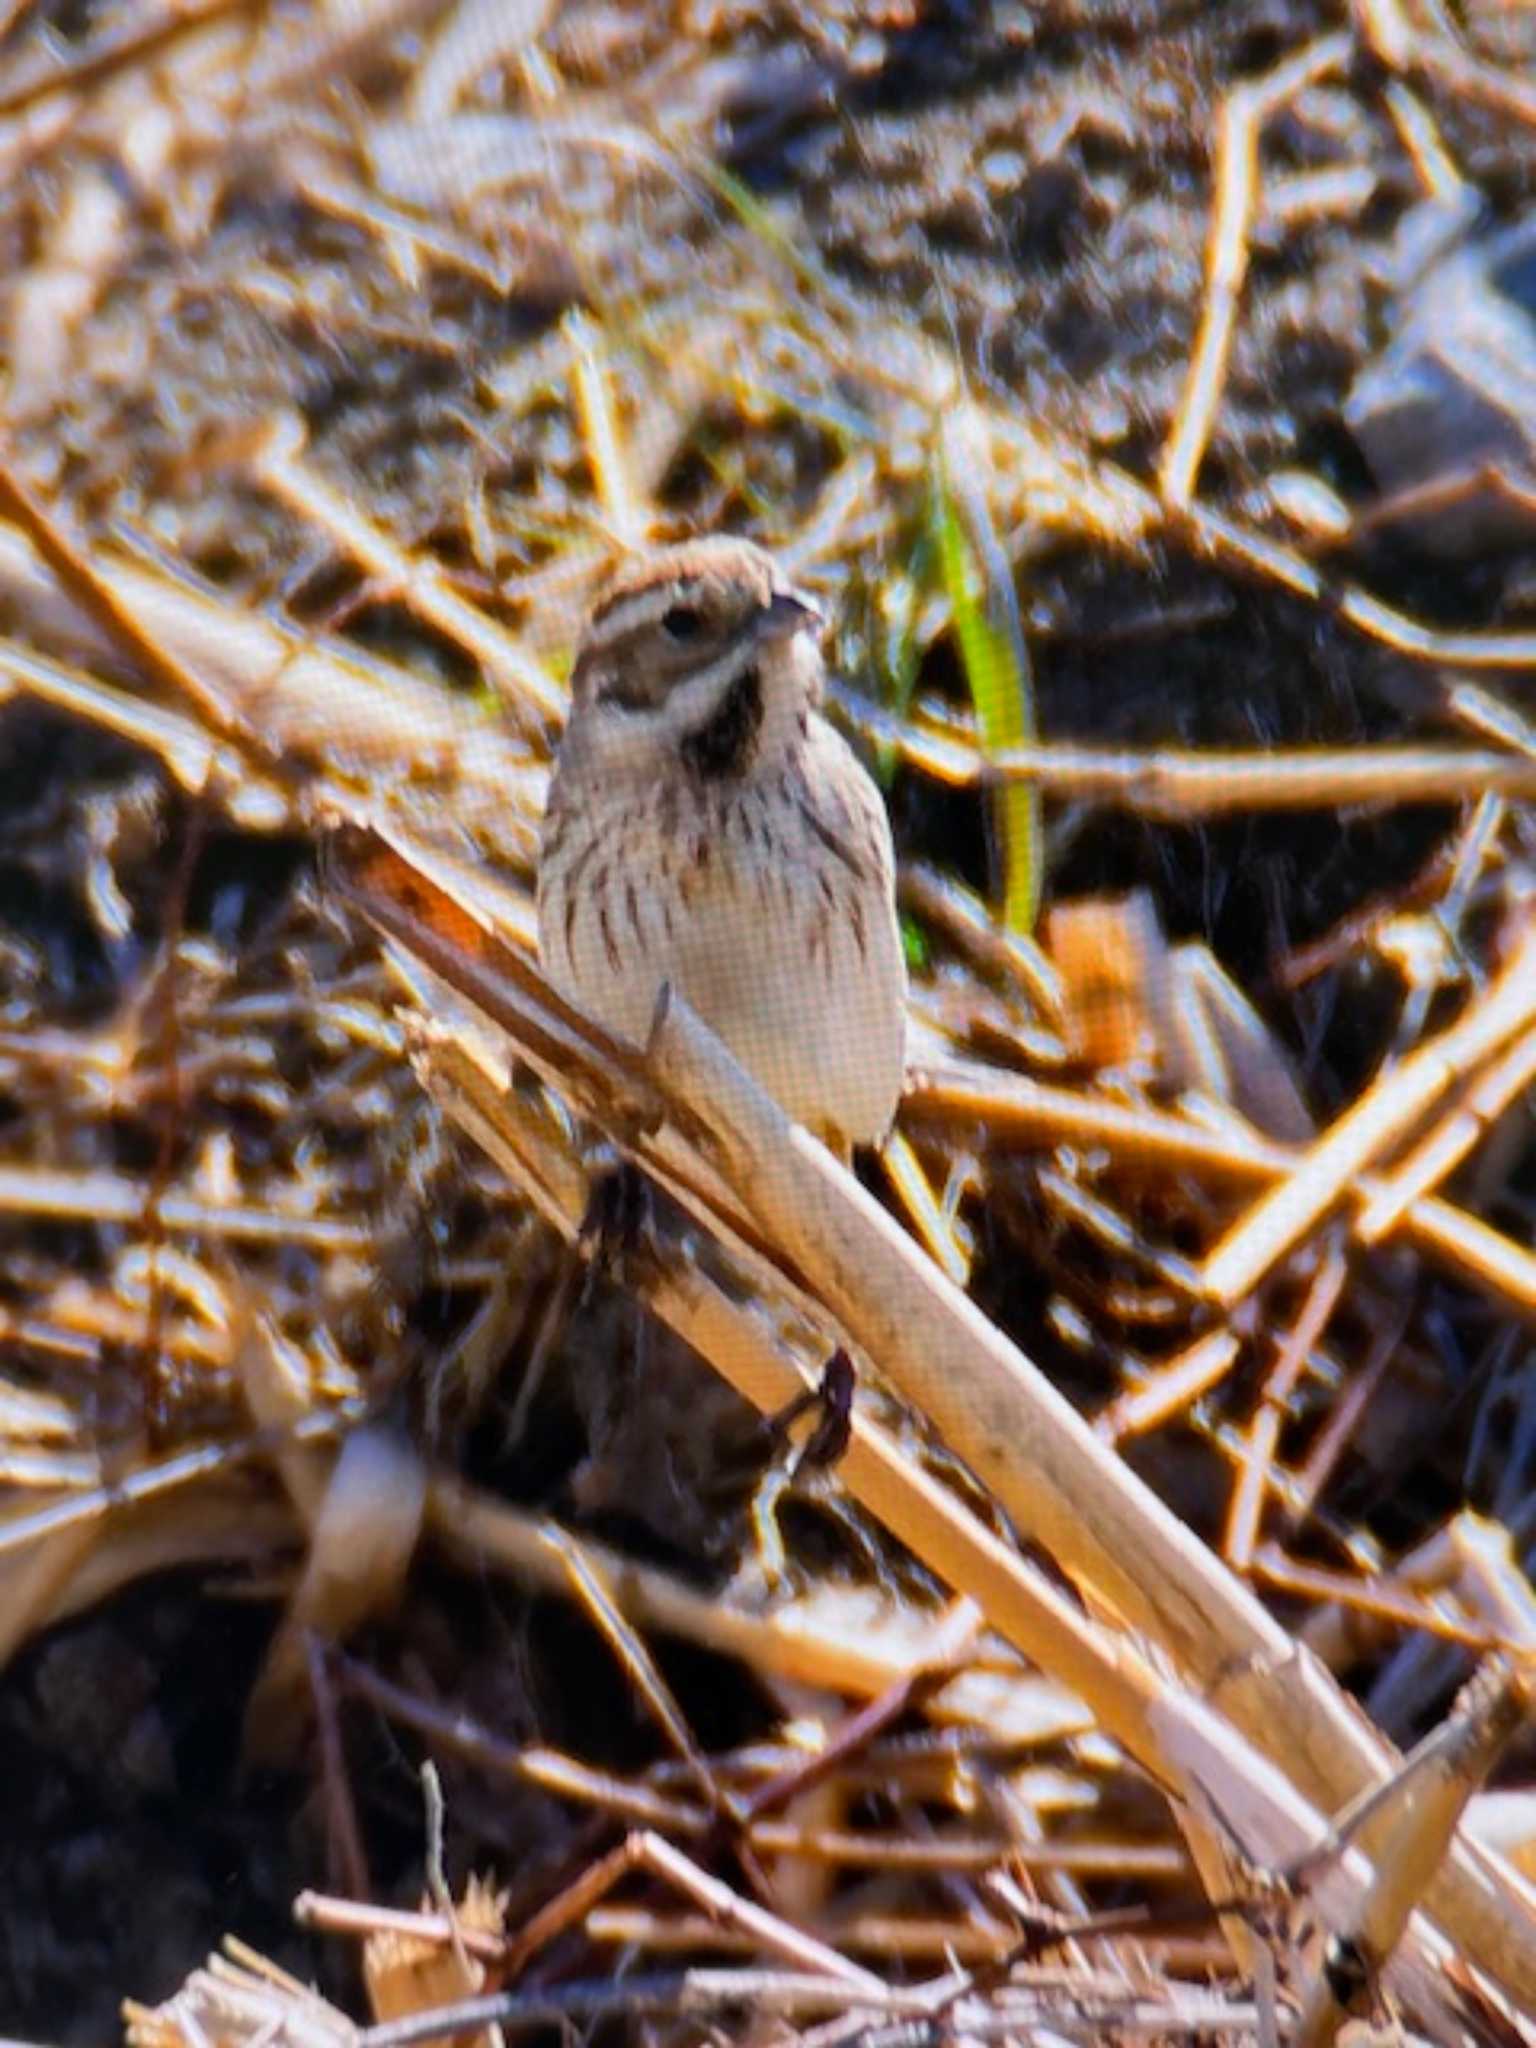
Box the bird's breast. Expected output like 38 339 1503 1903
537 746 906 1145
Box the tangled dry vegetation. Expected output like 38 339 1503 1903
4 0 1536 2042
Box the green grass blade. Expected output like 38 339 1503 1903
930 424 1041 934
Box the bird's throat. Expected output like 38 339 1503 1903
680 664 763 781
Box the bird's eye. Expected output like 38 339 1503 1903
662 604 703 641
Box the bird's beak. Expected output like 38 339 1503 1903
762 588 824 639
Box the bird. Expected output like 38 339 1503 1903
537 535 907 1161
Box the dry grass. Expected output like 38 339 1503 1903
2 1 1536 2043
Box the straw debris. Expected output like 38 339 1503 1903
2 1 1536 2042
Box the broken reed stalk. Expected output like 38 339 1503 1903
636 993 1536 2014
403 948 1536 2020
1159 33 1352 509
1200 915 1536 1308
905 1065 1536 1317
242 414 562 728
1290 1660 1531 2048
409 1009 1480 2026
409 1016 1178 1758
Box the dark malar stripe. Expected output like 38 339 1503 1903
681 664 763 781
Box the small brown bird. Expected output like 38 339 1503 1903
537 536 906 1157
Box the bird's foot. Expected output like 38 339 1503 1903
743 1349 858 1590
768 1347 857 1476
578 1158 670 1291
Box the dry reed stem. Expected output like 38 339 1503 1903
0 1162 374 1247
1094 1330 1242 1444
540 1522 729 1825
908 1064 1536 1319
494 1746 706 1834
0 444 255 740
1293 1661 1530 2047
1381 78 1467 199
240 414 562 728
579 1905 1017 1965
1356 0 1536 129
409 1019 1175 1756
242 1422 427 1767
1262 1537 1532 1665
1353 0 1413 71
0 1400 364 1563
639 995 1536 2013
1223 1245 1349 1570
429 1475 1061 1728
983 741 1536 814
1186 501 1536 670
1159 33 1351 509
565 310 649 552
504 1829 887 1992
0 519 545 842
1201 917 1536 1308
1355 1025 1536 1244
879 1126 973 1284
399 929 1533 2018
843 679 1536 814
296 1894 501 1964
579 1906 1240 1976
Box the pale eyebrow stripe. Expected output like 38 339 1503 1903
597 633 756 711
588 583 694 646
